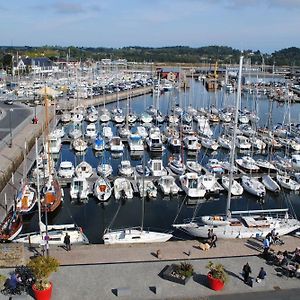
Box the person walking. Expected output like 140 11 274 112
64 232 71 251
210 231 217 248
242 262 252 284
263 237 270 259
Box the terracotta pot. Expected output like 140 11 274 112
32 282 53 300
207 273 224 291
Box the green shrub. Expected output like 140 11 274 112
206 261 228 283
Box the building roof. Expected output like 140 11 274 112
22 57 53 67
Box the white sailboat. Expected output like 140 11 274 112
14 139 89 246
103 155 172 244
93 177 112 202
172 56 300 239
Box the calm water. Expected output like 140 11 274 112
24 79 300 243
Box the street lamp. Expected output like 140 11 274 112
8 108 13 148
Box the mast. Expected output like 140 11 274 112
35 138 42 236
226 55 243 219
141 141 145 232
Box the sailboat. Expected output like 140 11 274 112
0 210 23 241
13 139 89 246
173 56 300 239
103 146 173 244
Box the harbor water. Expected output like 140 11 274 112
23 78 300 244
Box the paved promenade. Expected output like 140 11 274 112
0 235 298 300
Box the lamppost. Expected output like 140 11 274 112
8 108 13 148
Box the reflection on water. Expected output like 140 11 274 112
23 78 300 244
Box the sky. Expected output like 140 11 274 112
0 0 299 53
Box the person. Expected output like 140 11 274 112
256 267 267 282
64 232 71 251
242 262 252 284
263 237 270 258
295 264 300 278
210 231 217 248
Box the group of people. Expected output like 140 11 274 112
262 229 284 258
242 263 267 286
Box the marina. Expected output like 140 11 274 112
1 66 300 245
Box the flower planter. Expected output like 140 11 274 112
207 273 224 291
162 264 191 285
32 282 53 300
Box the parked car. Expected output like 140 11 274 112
4 99 13 105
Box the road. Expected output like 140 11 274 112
0 102 32 141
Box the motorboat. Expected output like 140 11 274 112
168 136 181 152
138 179 157 199
51 127 65 138
114 177 133 200
118 160 134 177
180 173 206 198
72 138 88 152
235 156 260 172
168 157 185 175
186 161 202 174
136 126 148 139
291 154 300 171
255 159 277 172
201 138 219 151
58 161 75 178
183 136 200 152
158 175 180 195
97 163 113 178
126 113 137 124
217 135 231 150
93 177 112 202
148 159 167 177
199 174 220 194
110 136 124 152
235 135 251 150
70 177 89 200
262 175 281 193
61 112 71 123
241 175 266 198
146 127 163 153
140 112 153 123
276 173 300 191
85 112 98 123
75 161 93 178
85 123 97 139
249 137 266 150
92 135 105 151
119 126 131 140
47 133 61 154
99 108 111 123
102 126 113 140
221 176 243 196
207 159 224 175
239 124 256 137
128 134 144 152
68 126 82 139
135 165 151 177
71 113 84 123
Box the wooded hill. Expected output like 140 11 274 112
0 45 299 67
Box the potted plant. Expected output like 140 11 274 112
162 261 194 285
206 261 228 291
27 256 59 300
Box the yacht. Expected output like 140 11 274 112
146 127 163 153
221 176 243 196
183 136 200 152
235 156 260 172
118 160 134 177
58 161 75 178
276 174 300 191
186 161 202 174
47 133 61 154
148 159 167 177
158 176 180 195
75 161 93 178
114 177 133 200
110 136 124 152
180 173 206 198
236 135 251 150
93 177 112 202
241 176 266 198
72 138 88 152
85 123 97 139
97 163 113 178
70 177 89 200
92 135 105 151
128 134 144 152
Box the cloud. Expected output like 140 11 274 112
32 1 102 15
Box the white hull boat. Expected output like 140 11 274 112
221 176 243 196
70 177 89 200
158 176 180 195
114 177 133 200
94 177 112 202
262 175 281 193
241 175 266 198
180 173 206 198
75 161 93 178
103 227 172 245
276 174 300 191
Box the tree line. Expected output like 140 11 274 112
0 45 299 71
